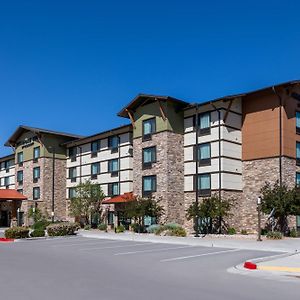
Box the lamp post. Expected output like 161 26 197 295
257 196 262 242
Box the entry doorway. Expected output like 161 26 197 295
0 211 10 227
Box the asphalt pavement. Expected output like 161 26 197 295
0 236 299 300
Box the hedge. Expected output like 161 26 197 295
46 222 78 237
5 227 29 239
30 229 46 238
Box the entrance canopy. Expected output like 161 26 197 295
102 192 136 204
0 189 27 201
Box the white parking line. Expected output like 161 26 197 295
79 243 152 251
160 249 241 262
115 245 194 256
50 240 122 248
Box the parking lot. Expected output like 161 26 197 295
0 236 299 300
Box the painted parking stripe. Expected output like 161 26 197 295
79 242 152 251
160 249 241 262
115 245 194 256
50 240 121 248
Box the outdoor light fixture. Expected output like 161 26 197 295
257 196 262 242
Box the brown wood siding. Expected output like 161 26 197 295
242 90 280 160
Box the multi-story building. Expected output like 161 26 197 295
0 80 299 232
64 125 133 225
0 154 15 190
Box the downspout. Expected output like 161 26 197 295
211 102 222 233
195 104 200 237
272 87 283 189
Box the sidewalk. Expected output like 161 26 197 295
256 253 300 275
79 230 300 253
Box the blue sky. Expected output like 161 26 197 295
1 0 300 156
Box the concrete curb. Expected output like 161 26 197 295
243 252 300 273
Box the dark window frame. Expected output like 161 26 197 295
91 162 100 179
17 170 23 185
108 136 119 153
197 143 211 166
142 118 156 141
296 111 300 134
33 187 40 200
33 166 40 183
197 112 211 136
17 152 24 166
68 187 76 199
297 142 300 166
91 140 100 157
142 175 157 197
33 146 40 162
142 146 157 169
107 182 120 197
196 173 211 196
69 147 77 162
69 167 77 182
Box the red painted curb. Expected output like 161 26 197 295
244 261 257 270
0 238 15 243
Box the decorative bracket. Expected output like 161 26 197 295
126 109 136 128
223 99 233 123
156 98 167 121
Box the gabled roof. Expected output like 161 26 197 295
5 125 84 147
63 124 132 147
0 153 14 162
0 189 27 201
118 94 190 118
184 79 300 110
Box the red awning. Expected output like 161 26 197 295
102 192 136 204
0 189 27 201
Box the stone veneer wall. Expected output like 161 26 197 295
133 131 185 224
241 156 298 233
17 157 67 225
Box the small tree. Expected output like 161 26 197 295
186 195 233 234
69 180 105 226
260 181 300 234
124 196 164 231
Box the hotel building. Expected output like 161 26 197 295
0 80 300 232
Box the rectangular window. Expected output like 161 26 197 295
297 142 300 166
33 146 40 161
68 187 76 199
4 176 10 187
198 143 211 166
198 112 211 135
69 167 77 182
108 182 119 197
197 174 211 196
108 159 119 177
17 170 23 184
142 175 156 197
91 163 100 179
33 187 40 200
142 146 156 168
69 147 77 161
91 140 100 157
108 136 119 153
296 172 300 187
107 211 114 225
143 118 156 141
17 152 24 165
33 167 40 182
297 112 300 134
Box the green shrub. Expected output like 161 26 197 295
166 227 187 237
241 229 248 235
84 225 91 230
155 224 187 237
32 219 50 231
46 222 78 237
146 224 161 234
261 228 268 236
130 223 146 233
5 227 29 239
115 225 125 233
30 229 45 238
266 231 283 240
227 227 236 235
97 223 107 231
289 228 298 238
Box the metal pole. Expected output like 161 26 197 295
257 196 262 241
52 148 55 223
195 104 200 237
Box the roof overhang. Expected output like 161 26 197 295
102 192 136 204
5 125 84 147
0 189 27 201
118 94 190 118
